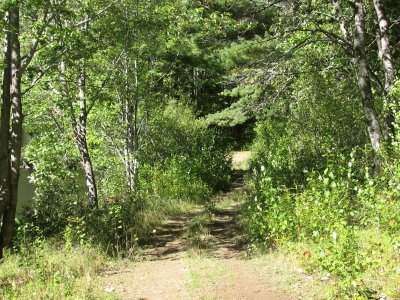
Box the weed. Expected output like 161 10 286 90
0 242 113 299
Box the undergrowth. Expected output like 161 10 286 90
0 243 112 300
19 194 198 258
244 148 400 298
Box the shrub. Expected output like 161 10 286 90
246 148 400 297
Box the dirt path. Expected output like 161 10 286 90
100 153 327 299
101 181 298 300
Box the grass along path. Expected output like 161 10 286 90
100 171 331 299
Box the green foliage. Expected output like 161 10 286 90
2 0 400 297
0 243 109 299
246 148 400 297
311 229 378 299
19 192 194 256
139 102 231 195
248 151 355 244
247 176 296 246
20 94 231 256
61 201 141 254
139 162 210 201
295 153 360 240
205 99 249 127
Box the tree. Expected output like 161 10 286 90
50 1 119 207
352 0 383 172
0 0 59 256
373 0 396 139
212 0 394 173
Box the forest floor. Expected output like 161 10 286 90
100 153 331 300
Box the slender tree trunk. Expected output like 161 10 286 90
124 59 134 192
0 5 22 254
0 12 12 223
76 68 98 207
78 137 98 207
332 0 350 44
132 59 139 188
373 0 395 139
74 17 98 207
353 0 383 173
122 95 132 191
61 59 98 207
123 97 132 191
127 0 140 191
121 55 139 193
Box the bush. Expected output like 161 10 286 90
246 148 400 297
140 101 231 193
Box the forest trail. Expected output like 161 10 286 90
100 153 302 299
101 189 294 299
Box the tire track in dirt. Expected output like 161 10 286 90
102 194 294 299
101 152 295 299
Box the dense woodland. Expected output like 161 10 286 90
1 0 400 298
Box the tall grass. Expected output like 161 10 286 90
0 243 112 300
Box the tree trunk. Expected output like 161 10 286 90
373 0 395 139
0 12 12 223
353 0 383 173
0 5 22 254
332 0 350 44
121 56 139 193
124 59 135 192
61 59 98 207
76 68 98 207
132 59 139 189
78 136 98 207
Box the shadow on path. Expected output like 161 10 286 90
101 153 296 300
139 170 249 261
139 210 204 260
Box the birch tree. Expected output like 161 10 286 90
373 0 396 139
352 0 383 172
0 0 56 257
